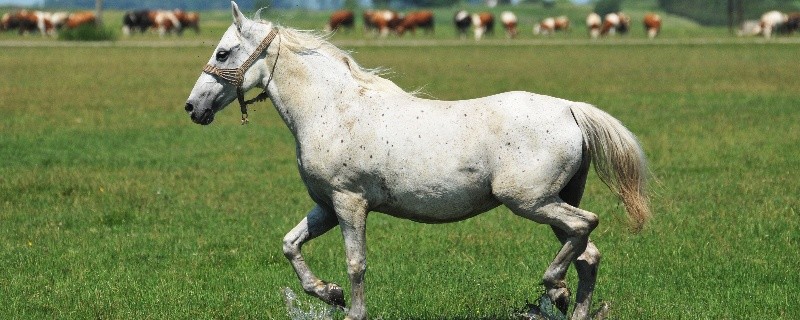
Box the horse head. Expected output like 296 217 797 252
185 1 276 125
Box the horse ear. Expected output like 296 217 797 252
231 1 246 31
254 7 264 21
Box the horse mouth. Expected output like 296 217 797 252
191 109 215 125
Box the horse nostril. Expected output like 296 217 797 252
185 102 194 112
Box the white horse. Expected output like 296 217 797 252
185 2 650 319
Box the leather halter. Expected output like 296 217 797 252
203 28 279 124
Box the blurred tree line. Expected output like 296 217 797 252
657 0 800 25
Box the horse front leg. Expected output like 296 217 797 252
333 192 369 320
553 164 602 320
282 205 345 307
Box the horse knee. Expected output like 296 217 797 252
548 206 599 237
282 234 300 259
578 242 601 266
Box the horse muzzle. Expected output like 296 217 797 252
185 102 215 125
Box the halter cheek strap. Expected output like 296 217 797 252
202 28 279 125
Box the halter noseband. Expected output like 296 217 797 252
202 28 279 124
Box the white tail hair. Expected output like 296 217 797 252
570 103 651 232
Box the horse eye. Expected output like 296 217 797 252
216 50 230 62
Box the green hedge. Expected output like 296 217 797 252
58 24 117 41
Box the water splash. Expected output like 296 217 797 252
282 287 337 320
516 294 567 320
515 294 610 320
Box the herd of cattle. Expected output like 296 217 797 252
1 10 96 36
738 10 800 38
0 8 199 37
328 9 663 40
121 9 200 37
4 7 800 40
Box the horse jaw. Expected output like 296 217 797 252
185 72 237 125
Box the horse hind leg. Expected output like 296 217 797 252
282 205 345 308
551 228 601 320
542 202 597 316
559 205 602 318
556 155 602 319
503 193 598 318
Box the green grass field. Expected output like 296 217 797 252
1 3 799 319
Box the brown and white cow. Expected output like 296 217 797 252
601 12 630 36
34 11 56 36
49 12 70 30
471 11 494 40
500 11 518 38
1 10 39 35
64 11 96 29
396 10 434 36
362 10 377 34
174 10 200 35
148 10 181 37
534 16 569 36
364 10 402 37
326 10 354 32
760 10 788 38
2 10 72 36
586 12 601 39
643 13 661 39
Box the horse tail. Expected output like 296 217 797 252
570 103 651 232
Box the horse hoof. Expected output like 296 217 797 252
547 287 571 315
323 282 346 308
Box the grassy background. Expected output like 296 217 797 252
1 3 799 319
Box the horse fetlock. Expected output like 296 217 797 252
310 282 345 308
345 305 367 320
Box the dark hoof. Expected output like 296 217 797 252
323 282 346 309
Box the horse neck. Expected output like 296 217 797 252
266 45 361 138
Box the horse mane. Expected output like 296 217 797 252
273 26 414 96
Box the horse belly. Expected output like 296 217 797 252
373 173 500 223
